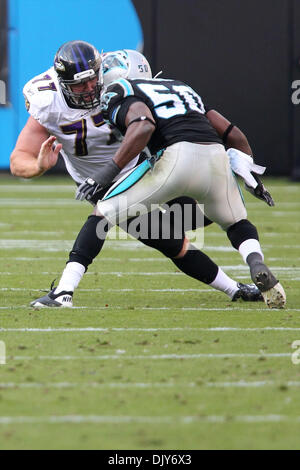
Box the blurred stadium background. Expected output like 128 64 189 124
1 0 300 179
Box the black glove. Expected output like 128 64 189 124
76 160 121 201
245 173 275 207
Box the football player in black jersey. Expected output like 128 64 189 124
24 46 263 307
80 53 285 309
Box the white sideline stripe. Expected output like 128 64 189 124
1 380 300 389
0 414 298 424
1 327 300 332
7 353 291 360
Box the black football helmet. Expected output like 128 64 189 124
54 40 102 109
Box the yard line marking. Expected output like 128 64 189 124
1 267 299 275
0 414 298 424
0 185 74 192
1 306 300 312
0 183 295 192
1 327 300 332
7 353 291 360
1 239 299 251
0 231 66 236
0 287 211 293
0 380 300 389
0 199 80 206
3 257 164 262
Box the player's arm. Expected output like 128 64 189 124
10 116 62 178
207 110 274 206
112 100 156 169
206 109 252 154
75 100 156 201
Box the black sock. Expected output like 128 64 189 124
68 215 109 270
227 219 259 250
171 245 219 285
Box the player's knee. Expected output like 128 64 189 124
139 235 187 259
173 236 190 259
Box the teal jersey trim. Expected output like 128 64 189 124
119 78 133 97
103 159 152 201
103 149 165 201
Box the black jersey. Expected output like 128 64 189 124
100 77 223 154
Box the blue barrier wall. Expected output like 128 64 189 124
0 0 143 169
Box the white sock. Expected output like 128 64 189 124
238 239 264 263
54 262 86 294
209 267 239 299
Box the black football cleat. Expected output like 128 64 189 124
232 282 263 302
30 288 73 308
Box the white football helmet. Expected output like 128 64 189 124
101 49 152 87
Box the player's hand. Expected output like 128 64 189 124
75 160 121 201
37 136 62 174
245 173 275 206
75 178 101 201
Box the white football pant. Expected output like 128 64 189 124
97 142 247 230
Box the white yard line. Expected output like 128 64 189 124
0 199 79 206
0 414 298 424
1 267 299 275
0 185 74 192
0 380 300 389
1 327 300 332
3 182 296 191
5 353 291 360
1 239 299 250
0 287 211 293
1 306 299 311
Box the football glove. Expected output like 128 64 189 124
227 148 275 206
245 173 275 207
76 160 121 201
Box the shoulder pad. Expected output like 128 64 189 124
100 78 134 115
23 68 58 114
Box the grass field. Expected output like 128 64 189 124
0 174 299 450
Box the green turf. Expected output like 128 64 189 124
0 175 300 449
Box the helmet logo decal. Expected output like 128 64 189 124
55 61 65 72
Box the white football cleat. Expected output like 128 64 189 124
261 282 286 309
250 262 286 309
31 288 73 308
